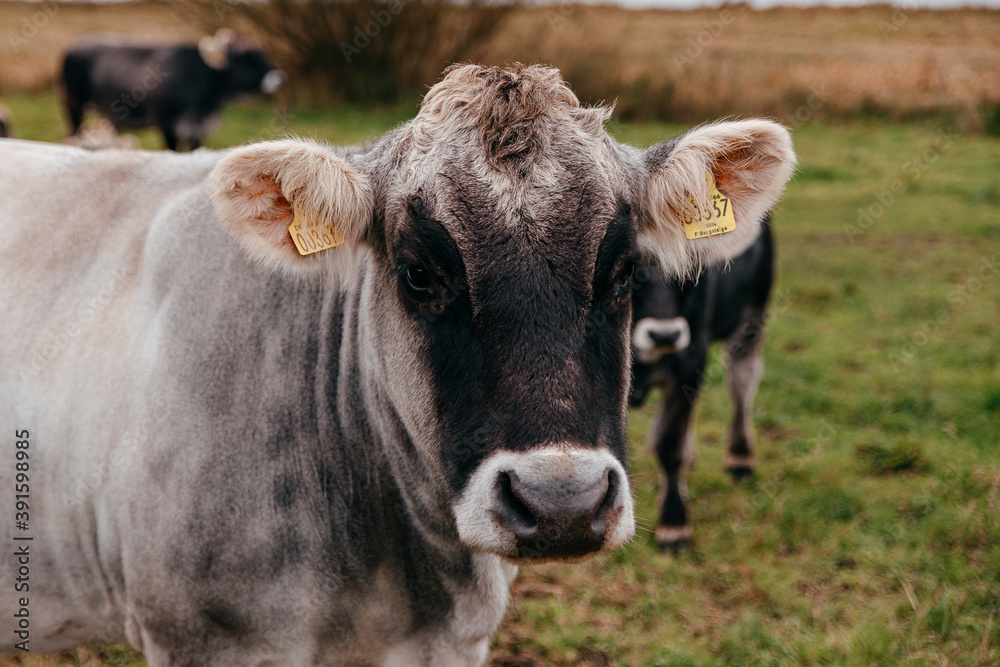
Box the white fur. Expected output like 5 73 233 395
211 139 374 284
642 119 796 278
632 316 691 363
655 524 693 545
261 69 287 94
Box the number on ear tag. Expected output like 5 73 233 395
288 207 343 256
682 173 736 240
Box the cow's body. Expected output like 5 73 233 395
630 222 774 552
61 34 284 151
0 141 510 664
1 66 794 664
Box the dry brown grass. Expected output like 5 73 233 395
2 2 999 127
0 2 199 94
469 4 1000 127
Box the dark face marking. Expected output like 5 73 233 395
387 167 640 499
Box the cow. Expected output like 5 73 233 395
630 220 775 553
0 65 794 665
61 29 286 151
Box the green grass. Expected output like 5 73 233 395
3 96 999 666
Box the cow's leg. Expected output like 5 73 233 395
724 309 766 481
66 101 84 136
652 369 700 553
160 125 179 151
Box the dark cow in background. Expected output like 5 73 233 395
1 65 794 664
61 29 285 151
631 220 774 553
0 102 12 137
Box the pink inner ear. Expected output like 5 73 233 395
232 173 296 252
715 141 777 207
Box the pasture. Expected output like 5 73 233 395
1 91 997 666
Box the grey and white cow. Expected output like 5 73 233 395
0 65 794 665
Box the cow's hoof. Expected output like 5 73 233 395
725 454 755 482
655 525 692 554
657 537 693 555
727 465 755 482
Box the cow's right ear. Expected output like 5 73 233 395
211 139 374 280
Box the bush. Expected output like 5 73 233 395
197 0 517 106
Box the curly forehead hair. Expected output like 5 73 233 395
413 64 613 176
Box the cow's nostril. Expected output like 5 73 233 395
497 471 538 539
590 468 619 539
495 466 619 558
649 329 681 346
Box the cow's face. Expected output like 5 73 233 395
632 267 693 365
211 65 795 562
225 47 285 95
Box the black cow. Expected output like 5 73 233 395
630 220 774 553
61 30 285 151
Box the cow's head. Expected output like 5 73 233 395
199 28 286 95
631 266 694 366
211 65 795 561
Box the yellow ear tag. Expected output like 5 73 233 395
682 173 736 240
288 206 343 256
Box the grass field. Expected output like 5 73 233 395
2 95 999 667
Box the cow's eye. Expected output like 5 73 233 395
614 261 636 299
405 266 433 293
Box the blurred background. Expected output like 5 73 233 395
1 1 999 666
2 0 1000 140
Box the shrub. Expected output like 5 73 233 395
195 0 517 105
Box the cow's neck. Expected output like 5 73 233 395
323 259 514 639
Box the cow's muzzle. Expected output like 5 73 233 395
261 70 287 94
633 316 691 363
454 446 634 561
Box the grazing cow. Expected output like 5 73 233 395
61 29 286 151
0 65 794 664
630 221 774 553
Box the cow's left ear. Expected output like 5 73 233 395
640 120 795 277
211 139 374 281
